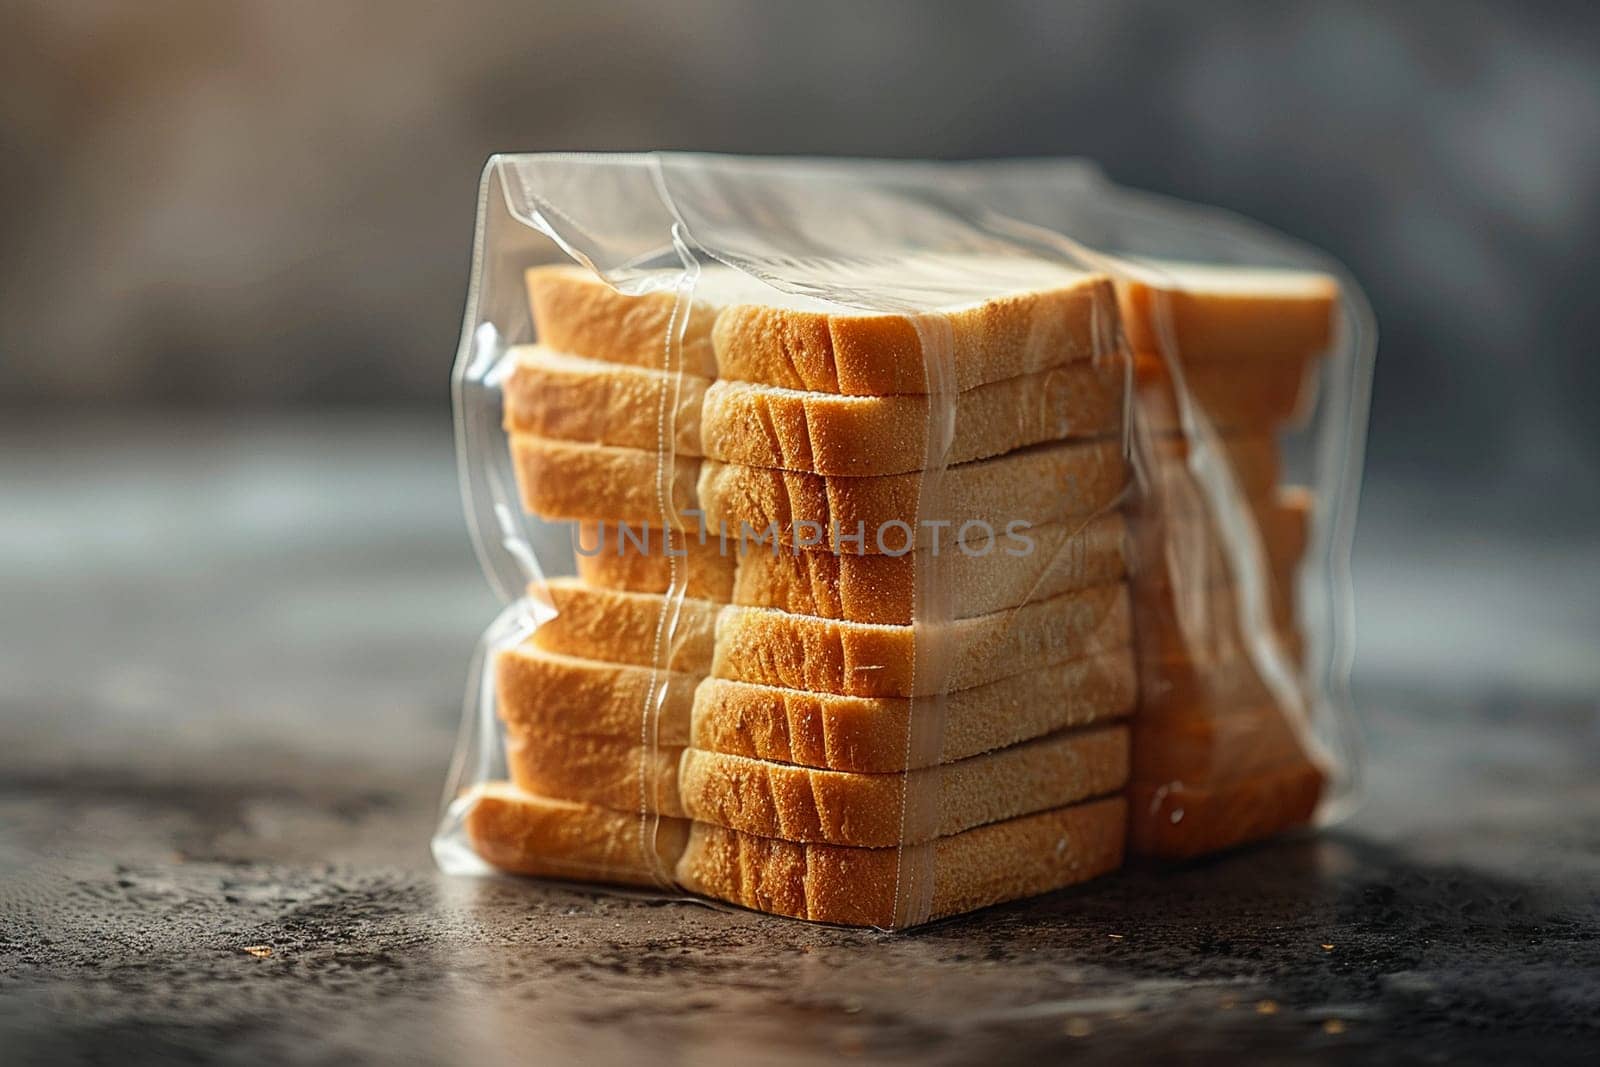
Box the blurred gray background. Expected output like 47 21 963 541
2 0 1597 725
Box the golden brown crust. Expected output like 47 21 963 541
1116 266 1338 364
679 725 1129 847
504 730 686 817
700 359 1125 476
573 522 741 601
461 783 687 887
1126 760 1324 859
676 795 1127 927
691 648 1135 772
510 435 698 525
495 645 699 745
502 346 709 454
531 577 720 675
699 438 1128 555
525 266 720 376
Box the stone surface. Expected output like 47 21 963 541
1 417 1596 1065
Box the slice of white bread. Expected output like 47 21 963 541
679 724 1128 848
691 651 1135 772
698 438 1127 554
503 343 1124 476
700 360 1124 476
676 795 1127 927
504 730 686 817
503 346 710 455
497 640 1135 773
529 577 1132 698
461 781 686 887
1135 352 1318 432
525 267 721 378
527 260 1118 396
510 433 1126 537
574 513 1128 625
511 436 698 525
1127 759 1324 859
1132 351 1318 431
1115 260 1338 362
1133 485 1311 592
495 644 698 745
1143 433 1281 504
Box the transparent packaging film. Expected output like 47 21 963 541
434 154 1374 925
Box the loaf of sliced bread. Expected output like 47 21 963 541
461 781 686 887
679 724 1128 847
676 795 1127 927
1115 260 1338 363
528 577 1131 698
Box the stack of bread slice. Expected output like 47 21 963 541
463 261 1141 925
1114 262 1338 857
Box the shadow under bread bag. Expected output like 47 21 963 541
433 154 1374 927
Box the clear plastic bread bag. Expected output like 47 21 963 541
432 154 1375 927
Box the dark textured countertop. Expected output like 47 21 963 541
2 416 1596 1065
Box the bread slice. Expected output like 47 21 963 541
679 724 1128 847
699 438 1127 554
1115 260 1338 363
525 266 721 378
503 342 1124 477
529 577 1132 698
700 359 1125 476
1133 485 1311 592
502 345 709 455
691 649 1135 772
712 263 1117 396
1127 759 1324 859
676 795 1127 927
575 513 1127 625
1130 706 1311 783
1136 352 1317 432
513 432 1125 538
504 729 686 818
511 435 698 524
495 644 697 745
461 781 687 887
1143 432 1281 504
499 639 1135 773
574 521 742 601
529 260 1117 396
